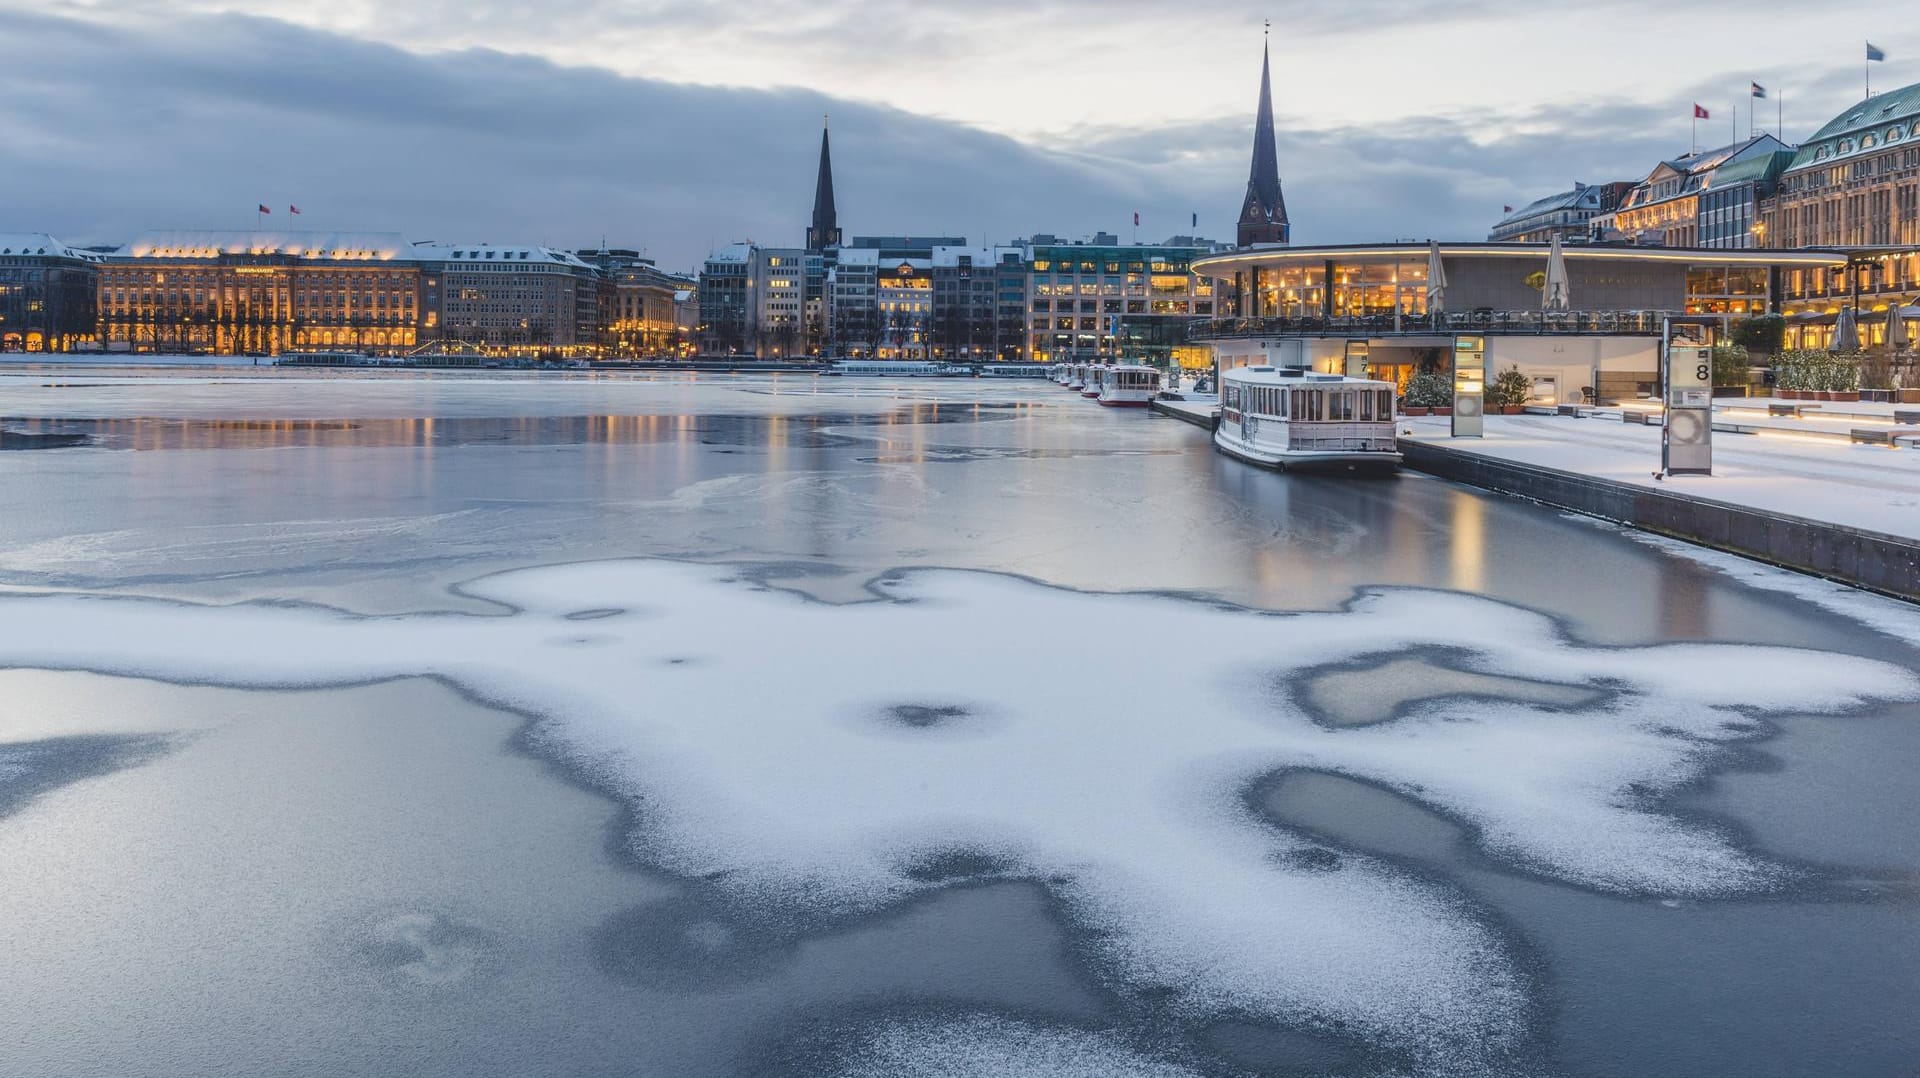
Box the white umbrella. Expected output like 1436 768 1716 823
1542 233 1570 311
1426 240 1447 323
1831 305 1860 353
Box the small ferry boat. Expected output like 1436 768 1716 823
1053 364 1075 386
1080 364 1109 399
1096 364 1162 406
1066 364 1088 391
827 360 969 377
1214 365 1401 473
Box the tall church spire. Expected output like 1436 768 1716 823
1237 27 1290 247
807 117 841 251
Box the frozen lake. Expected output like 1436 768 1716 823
1 371 1917 1077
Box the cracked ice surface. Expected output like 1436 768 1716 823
1 560 1913 1072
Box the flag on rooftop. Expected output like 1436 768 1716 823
1867 42 1886 62
1750 82 1766 99
1503 205 1514 213
1693 104 1710 119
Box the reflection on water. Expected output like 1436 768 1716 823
0 404 1039 452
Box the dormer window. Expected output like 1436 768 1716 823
1838 139 1854 153
1863 134 1877 149
1892 127 1906 142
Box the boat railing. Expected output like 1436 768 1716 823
1189 310 1683 341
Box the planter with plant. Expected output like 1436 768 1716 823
1711 343 1752 397
1488 364 1532 414
1825 352 1863 402
1772 350 1821 400
1402 370 1452 416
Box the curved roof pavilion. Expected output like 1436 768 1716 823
1190 242 1844 340
1194 241 1842 278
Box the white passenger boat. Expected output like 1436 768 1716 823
1214 366 1401 473
1096 364 1162 407
828 360 959 377
1080 364 1109 398
1066 364 1088 391
1052 364 1074 386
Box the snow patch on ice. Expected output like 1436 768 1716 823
1 561 1914 1068
823 1016 1205 1078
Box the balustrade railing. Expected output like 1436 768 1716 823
1188 310 1682 341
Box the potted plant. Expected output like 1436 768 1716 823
1828 352 1862 402
1401 370 1452 416
1771 351 1807 399
1488 364 1532 414
1711 343 1752 397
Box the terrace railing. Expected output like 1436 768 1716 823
1188 310 1682 341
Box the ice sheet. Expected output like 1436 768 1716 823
2 560 1912 1071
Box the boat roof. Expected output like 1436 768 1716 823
1224 365 1393 388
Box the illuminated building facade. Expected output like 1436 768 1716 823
1594 135 1790 248
1760 81 1920 349
1488 182 1633 243
416 243 599 355
1023 238 1218 364
98 231 421 356
579 248 695 357
0 233 100 352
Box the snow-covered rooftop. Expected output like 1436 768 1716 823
122 230 415 262
0 233 103 262
411 243 593 270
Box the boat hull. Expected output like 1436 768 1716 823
1213 428 1400 474
1097 396 1153 407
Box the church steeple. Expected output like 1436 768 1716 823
807 117 841 251
1237 29 1290 247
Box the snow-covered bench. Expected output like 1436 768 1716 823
1851 426 1920 447
1768 403 1822 418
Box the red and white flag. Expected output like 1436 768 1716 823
1692 103 1710 119
289 205 301 215
1132 212 1140 227
257 204 271 214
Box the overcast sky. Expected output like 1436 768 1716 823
2 1 1912 269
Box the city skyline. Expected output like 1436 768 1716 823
1 3 1914 268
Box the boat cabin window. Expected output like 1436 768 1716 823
1224 384 1241 408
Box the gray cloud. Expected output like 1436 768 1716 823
0 7 1906 266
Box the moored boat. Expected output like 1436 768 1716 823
1214 365 1400 473
1080 364 1109 398
1096 364 1162 406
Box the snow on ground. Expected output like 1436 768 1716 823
0 561 1914 1072
1400 414 1920 540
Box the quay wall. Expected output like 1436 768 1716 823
1397 438 1920 603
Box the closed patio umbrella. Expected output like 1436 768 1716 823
1831 305 1860 353
1889 305 1913 350
1426 240 1447 326
1542 233 1570 310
